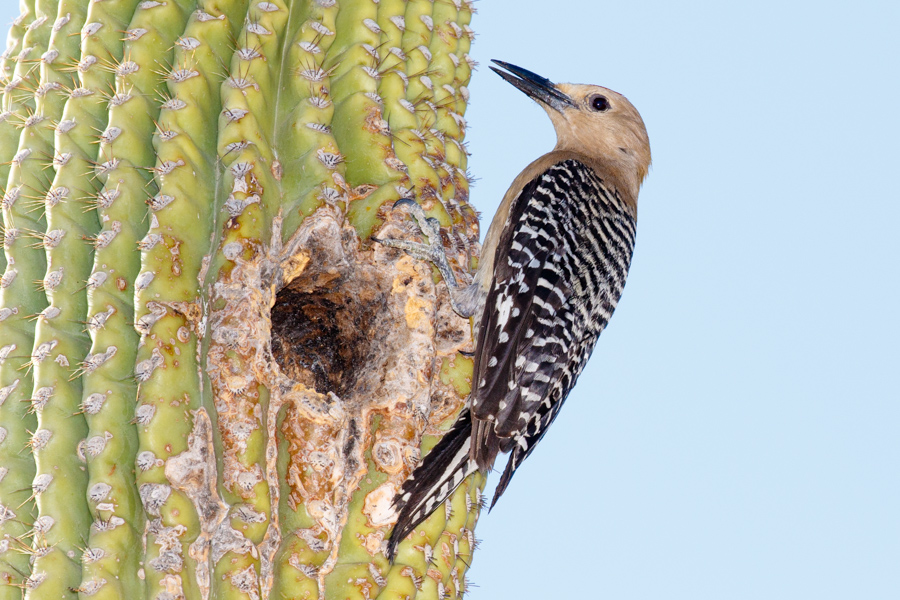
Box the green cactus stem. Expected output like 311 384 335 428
0 1 482 598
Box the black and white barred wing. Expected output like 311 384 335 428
471 159 636 507
469 164 578 469
385 166 576 559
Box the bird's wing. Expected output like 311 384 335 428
469 162 578 468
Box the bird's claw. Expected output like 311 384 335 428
388 199 442 245
371 236 444 266
372 199 460 290
376 199 442 257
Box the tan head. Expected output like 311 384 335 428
491 61 651 202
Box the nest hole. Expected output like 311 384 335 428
271 276 388 397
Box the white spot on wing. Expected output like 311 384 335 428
495 293 513 329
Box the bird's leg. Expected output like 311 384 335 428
373 199 480 319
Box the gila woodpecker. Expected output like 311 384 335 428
375 60 651 561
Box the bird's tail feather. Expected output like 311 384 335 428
489 446 523 510
386 409 477 561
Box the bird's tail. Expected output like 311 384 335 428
386 408 478 561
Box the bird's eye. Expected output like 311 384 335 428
590 95 610 112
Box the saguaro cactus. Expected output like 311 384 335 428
0 0 482 598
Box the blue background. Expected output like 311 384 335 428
463 2 899 598
2 1 897 598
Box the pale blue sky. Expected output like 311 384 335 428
3 1 897 598
464 2 899 599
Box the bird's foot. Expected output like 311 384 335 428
373 198 462 291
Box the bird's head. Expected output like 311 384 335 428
491 60 651 196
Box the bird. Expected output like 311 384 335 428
374 59 651 561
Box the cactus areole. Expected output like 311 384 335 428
0 0 482 598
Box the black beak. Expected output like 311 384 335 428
489 60 575 112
